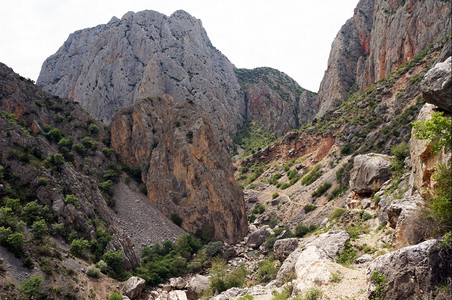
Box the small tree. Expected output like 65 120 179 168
19 276 44 299
31 220 47 241
69 238 89 257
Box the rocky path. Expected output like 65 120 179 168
113 181 185 258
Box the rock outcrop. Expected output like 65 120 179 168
421 56 452 112
235 67 318 135
110 95 248 243
367 239 452 299
410 103 452 195
273 238 299 261
349 153 392 196
317 0 451 116
37 10 245 145
124 276 146 299
246 228 271 249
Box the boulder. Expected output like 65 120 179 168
169 277 186 290
168 290 187 300
421 56 452 112
246 228 271 249
273 238 299 261
306 230 350 259
355 254 373 264
367 239 451 300
274 247 304 286
186 274 209 300
349 154 392 195
124 276 146 299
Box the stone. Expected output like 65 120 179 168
349 153 392 196
168 290 187 300
421 56 452 112
355 254 373 264
273 238 299 261
124 276 146 299
367 239 451 300
169 277 186 290
246 228 271 249
186 275 209 300
306 230 350 259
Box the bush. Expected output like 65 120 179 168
6 232 25 255
203 241 223 257
257 256 279 283
69 238 89 257
19 276 44 299
303 204 317 214
22 201 44 224
99 180 114 197
171 214 183 226
331 208 346 219
295 223 317 238
252 203 265 214
413 111 452 153
86 265 102 278
428 164 452 232
272 192 279 199
82 136 95 149
301 165 322 186
311 182 332 199
73 143 86 155
88 124 99 134
31 220 47 240
64 194 78 207
209 256 247 293
103 250 124 279
102 147 115 157
45 127 62 142
108 292 122 300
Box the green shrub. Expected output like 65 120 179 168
6 232 25 255
108 292 122 300
45 127 62 142
301 165 322 186
209 256 247 293
257 256 279 282
428 164 452 231
22 201 44 224
413 111 452 153
31 220 47 240
311 182 332 199
73 143 86 155
53 114 64 123
337 242 357 265
5 197 21 212
19 276 44 299
64 194 78 207
295 223 317 238
103 169 120 183
303 204 317 214
88 124 99 134
103 250 124 280
272 192 279 199
82 136 96 149
99 180 114 197
69 238 89 257
252 203 266 214
37 177 49 186
171 214 183 226
248 166 264 184
331 208 346 219
58 136 74 150
371 272 387 300
203 241 223 257
328 185 348 201
102 147 115 157
86 265 102 278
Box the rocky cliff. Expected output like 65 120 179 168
317 0 451 116
110 95 248 244
37 10 246 144
235 67 318 135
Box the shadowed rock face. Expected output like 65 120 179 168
110 95 248 244
235 67 318 135
37 10 245 144
317 0 451 116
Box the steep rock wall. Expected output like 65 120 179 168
110 95 248 244
317 0 451 116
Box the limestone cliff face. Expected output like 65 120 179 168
37 10 245 142
110 95 248 244
235 68 318 135
317 0 451 116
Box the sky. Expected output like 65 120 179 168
0 0 359 92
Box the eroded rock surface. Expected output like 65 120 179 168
349 153 392 196
421 56 452 112
110 95 248 243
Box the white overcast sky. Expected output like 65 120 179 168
0 0 358 92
